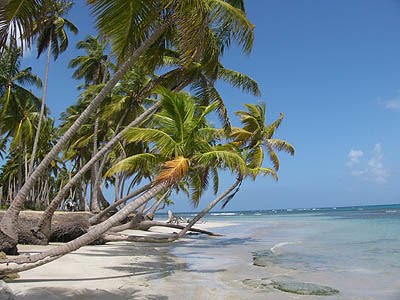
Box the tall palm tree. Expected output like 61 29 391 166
0 0 254 254
69 35 111 211
0 45 42 125
0 46 42 188
69 35 110 86
29 0 78 176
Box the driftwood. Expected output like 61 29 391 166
109 218 220 237
138 220 221 236
103 233 177 243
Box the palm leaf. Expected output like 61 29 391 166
154 156 189 185
218 66 260 96
0 0 40 51
105 153 157 177
268 139 295 156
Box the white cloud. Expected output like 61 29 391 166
346 143 389 184
383 99 400 110
367 144 389 183
346 149 363 167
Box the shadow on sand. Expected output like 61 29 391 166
13 286 167 300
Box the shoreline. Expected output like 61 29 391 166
3 212 399 300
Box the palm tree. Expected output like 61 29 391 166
0 0 254 254
178 103 295 237
232 103 295 171
0 45 42 125
0 46 42 190
33 37 260 241
69 35 110 86
68 35 111 211
0 0 42 51
0 89 246 274
29 0 78 176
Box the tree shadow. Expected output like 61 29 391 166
13 286 168 300
10 270 159 283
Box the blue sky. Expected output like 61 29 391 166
18 1 400 211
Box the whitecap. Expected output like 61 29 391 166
270 241 299 254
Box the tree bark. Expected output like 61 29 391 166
0 21 171 253
138 220 220 236
0 182 168 275
89 111 100 213
103 233 176 243
89 183 152 225
177 179 241 238
29 36 51 177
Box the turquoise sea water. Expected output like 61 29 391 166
159 204 400 299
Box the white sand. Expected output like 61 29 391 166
6 221 236 300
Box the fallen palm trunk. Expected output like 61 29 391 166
109 218 220 236
0 182 168 275
103 233 176 243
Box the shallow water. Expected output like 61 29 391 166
155 205 400 299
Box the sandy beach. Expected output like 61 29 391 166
5 221 237 300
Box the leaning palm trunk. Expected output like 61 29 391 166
29 36 52 177
89 182 152 225
177 179 241 238
0 182 168 275
0 22 170 253
32 103 162 242
144 190 169 219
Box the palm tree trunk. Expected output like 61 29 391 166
29 36 52 177
90 111 100 212
17 140 23 192
0 21 171 253
138 220 219 236
89 182 152 225
0 182 168 275
177 179 241 238
145 190 169 219
114 174 120 203
32 102 162 241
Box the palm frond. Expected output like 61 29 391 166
194 146 246 176
154 156 189 185
124 127 178 157
0 0 40 51
266 144 279 170
210 0 254 54
218 66 260 96
105 153 157 177
268 139 295 156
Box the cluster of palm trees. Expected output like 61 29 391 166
0 0 294 275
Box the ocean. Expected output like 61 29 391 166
155 204 400 299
